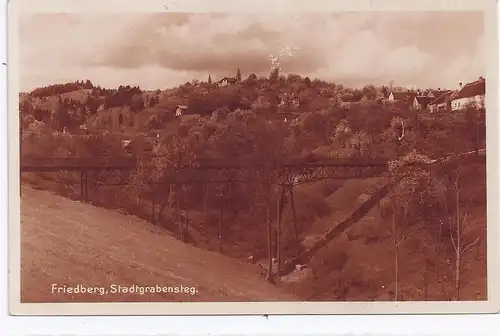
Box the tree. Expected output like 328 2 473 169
269 68 279 83
188 94 215 116
54 101 71 131
381 116 417 158
379 198 418 301
381 86 389 98
128 136 198 240
464 100 484 153
130 93 145 112
331 119 352 148
208 74 212 84
149 95 159 107
347 131 371 157
443 168 485 300
236 68 242 82
251 96 272 116
362 84 378 100
19 99 34 115
219 111 290 282
383 151 439 300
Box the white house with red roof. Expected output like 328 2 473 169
450 77 485 112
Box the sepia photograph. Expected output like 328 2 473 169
9 0 499 315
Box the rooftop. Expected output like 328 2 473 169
429 90 454 105
452 78 486 100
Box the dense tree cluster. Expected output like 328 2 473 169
102 85 144 111
30 80 94 98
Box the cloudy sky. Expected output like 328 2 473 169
18 11 485 92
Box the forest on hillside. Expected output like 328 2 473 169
19 71 487 301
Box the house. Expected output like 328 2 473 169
428 90 454 113
218 77 229 87
387 91 417 106
175 105 188 117
424 89 448 100
412 95 433 111
217 77 237 88
387 91 406 102
450 77 485 112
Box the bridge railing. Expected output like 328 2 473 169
20 156 138 171
19 150 484 172
195 156 390 169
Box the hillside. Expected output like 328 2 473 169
284 170 486 301
20 185 296 303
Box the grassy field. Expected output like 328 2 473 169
20 185 297 303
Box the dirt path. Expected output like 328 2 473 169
20 185 296 303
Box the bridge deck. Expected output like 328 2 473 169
20 156 390 172
20 157 138 172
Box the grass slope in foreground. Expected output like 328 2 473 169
20 185 297 303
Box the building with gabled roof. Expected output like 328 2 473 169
217 77 237 88
450 77 485 111
428 90 454 113
423 89 448 99
387 91 417 106
412 95 433 111
388 91 408 101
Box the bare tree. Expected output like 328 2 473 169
379 200 421 301
383 150 438 300
218 187 224 253
444 171 485 300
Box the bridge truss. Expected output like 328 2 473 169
19 150 486 277
20 156 390 201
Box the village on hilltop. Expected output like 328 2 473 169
19 69 487 157
386 76 486 113
171 72 487 118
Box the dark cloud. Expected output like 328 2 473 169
19 12 485 91
90 16 327 75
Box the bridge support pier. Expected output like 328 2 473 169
79 170 89 203
276 185 286 274
274 183 301 275
287 184 300 258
